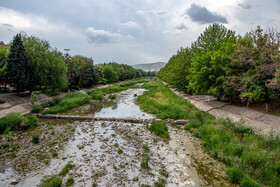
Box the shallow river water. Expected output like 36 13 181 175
0 88 234 186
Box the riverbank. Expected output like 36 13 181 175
137 79 280 187
0 79 141 118
163 82 280 136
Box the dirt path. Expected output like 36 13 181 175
163 82 280 135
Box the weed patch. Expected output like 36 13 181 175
141 154 150 169
42 92 90 114
41 176 62 187
149 122 169 138
59 163 74 176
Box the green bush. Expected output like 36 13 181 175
26 115 39 128
59 163 74 176
66 177 74 186
32 134 40 143
149 122 169 138
0 112 25 133
42 176 62 187
91 92 104 100
31 105 43 113
109 94 116 100
227 167 244 184
141 154 150 169
0 98 5 104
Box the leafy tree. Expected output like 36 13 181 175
67 55 94 89
23 36 67 93
158 47 192 91
191 23 235 55
230 26 280 111
7 34 27 93
188 38 237 98
0 46 9 91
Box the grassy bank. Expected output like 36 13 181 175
137 78 280 187
0 112 39 134
33 79 147 114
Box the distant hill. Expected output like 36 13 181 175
132 62 166 72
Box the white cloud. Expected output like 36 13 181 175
86 27 123 44
120 21 139 30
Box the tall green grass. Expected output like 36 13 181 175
137 79 280 186
42 92 90 114
0 113 39 134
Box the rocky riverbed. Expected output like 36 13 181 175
0 88 235 186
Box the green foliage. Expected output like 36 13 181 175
67 55 94 89
149 122 169 138
117 148 123 154
227 167 244 184
137 80 194 120
141 154 150 169
154 179 166 187
30 92 38 105
26 115 39 128
109 94 116 100
139 79 280 186
0 98 5 104
0 112 25 133
0 46 9 85
143 145 150 152
32 134 40 143
59 163 74 176
32 105 43 113
66 177 74 186
41 176 62 187
158 24 280 110
42 92 90 114
23 36 67 93
6 34 27 92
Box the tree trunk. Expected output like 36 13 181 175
265 103 271 112
246 100 250 108
229 96 233 104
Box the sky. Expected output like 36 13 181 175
0 0 279 65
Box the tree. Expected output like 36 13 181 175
23 35 67 93
191 23 235 55
0 46 9 92
7 34 27 93
158 47 192 92
67 55 94 89
230 26 280 111
187 24 237 97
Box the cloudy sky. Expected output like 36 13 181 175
0 0 279 65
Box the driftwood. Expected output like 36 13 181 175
37 114 188 125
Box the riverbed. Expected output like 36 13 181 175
0 88 234 186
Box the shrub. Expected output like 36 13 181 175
109 94 116 100
31 105 43 113
0 112 25 133
117 149 123 154
0 98 5 104
32 134 40 143
66 177 74 186
149 122 169 138
141 154 150 169
26 115 39 128
143 145 150 152
227 167 244 184
42 176 62 187
59 163 74 176
91 92 104 100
